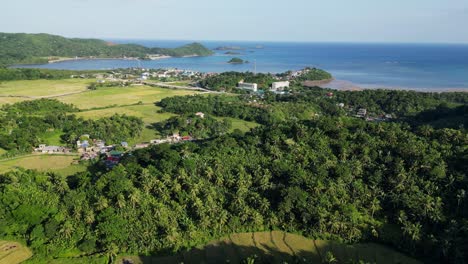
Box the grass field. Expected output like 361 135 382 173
40 130 64 146
0 155 81 175
217 117 259 133
60 85 196 109
77 104 176 124
0 79 92 99
0 241 32 264
0 97 29 106
119 231 421 264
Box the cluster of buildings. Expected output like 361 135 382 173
149 133 193 145
76 135 117 160
90 68 209 83
353 108 393 122
237 80 290 94
287 68 316 79
34 144 71 154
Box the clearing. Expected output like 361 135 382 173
0 155 82 175
0 241 32 264
119 231 421 264
0 79 92 101
60 85 197 109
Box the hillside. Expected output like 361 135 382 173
0 33 213 66
0 81 466 263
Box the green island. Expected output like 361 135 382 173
0 33 213 66
228 57 248 64
0 66 467 264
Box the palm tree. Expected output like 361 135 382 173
84 210 95 224
129 189 141 209
95 196 109 211
60 221 74 239
116 193 126 209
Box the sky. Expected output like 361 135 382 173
2 0 468 43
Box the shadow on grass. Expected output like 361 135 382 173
121 242 331 264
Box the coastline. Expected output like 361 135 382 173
320 79 468 93
46 54 201 64
302 78 334 87
48 57 141 63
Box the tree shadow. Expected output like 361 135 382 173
121 242 314 264
119 238 422 264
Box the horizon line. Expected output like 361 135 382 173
2 31 468 46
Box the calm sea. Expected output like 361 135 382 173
15 40 468 90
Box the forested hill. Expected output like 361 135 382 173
0 32 213 66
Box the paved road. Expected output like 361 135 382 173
0 90 89 99
142 81 218 93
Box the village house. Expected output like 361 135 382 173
35 144 70 154
357 108 367 117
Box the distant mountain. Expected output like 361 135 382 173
0 33 213 66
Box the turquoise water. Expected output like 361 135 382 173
16 40 468 90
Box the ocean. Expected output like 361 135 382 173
15 40 468 90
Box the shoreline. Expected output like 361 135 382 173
48 57 142 63
47 54 202 64
9 60 468 93
318 79 468 93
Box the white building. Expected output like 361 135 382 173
238 81 258 92
150 139 169 144
271 81 290 91
35 145 68 154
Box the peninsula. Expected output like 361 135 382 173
0 33 214 66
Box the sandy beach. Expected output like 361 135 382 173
48 57 140 63
319 79 468 93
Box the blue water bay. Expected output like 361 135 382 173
16 40 468 90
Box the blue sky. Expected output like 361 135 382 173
2 0 468 43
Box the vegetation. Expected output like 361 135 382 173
153 114 232 138
197 67 333 92
0 99 143 153
0 68 101 81
282 87 468 117
228 57 247 64
296 67 333 81
0 32 213 66
0 110 466 262
1 98 78 114
158 95 270 123
198 72 276 92
0 74 467 263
